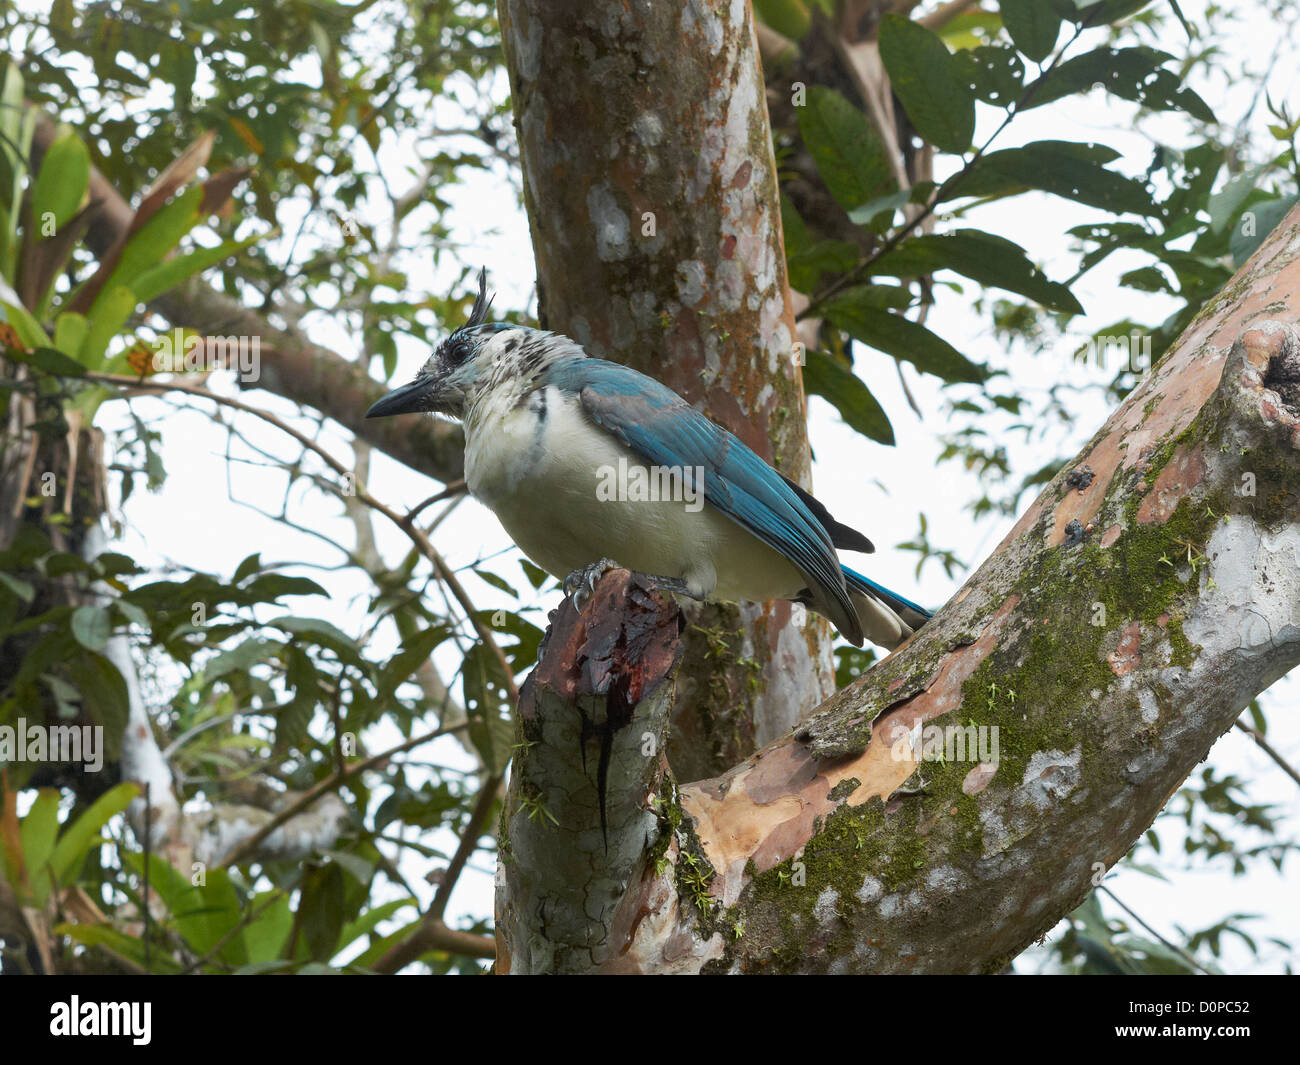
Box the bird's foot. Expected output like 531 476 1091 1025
562 558 622 612
562 560 706 615
634 573 704 601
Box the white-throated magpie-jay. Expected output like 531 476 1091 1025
366 269 932 649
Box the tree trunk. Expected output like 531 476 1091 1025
495 195 1300 973
497 0 835 782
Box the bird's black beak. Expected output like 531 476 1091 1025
365 375 438 419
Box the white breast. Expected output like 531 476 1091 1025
462 386 806 603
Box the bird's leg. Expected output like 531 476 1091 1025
562 558 622 612
632 574 706 601
562 558 707 614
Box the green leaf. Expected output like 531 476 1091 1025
131 230 271 303
270 615 362 662
479 609 545 673
879 14 975 154
0 571 34 602
379 625 454 699
70 605 111 650
242 573 329 601
1051 0 1154 25
56 922 183 973
233 552 262 583
946 141 1157 215
1118 265 1170 293
49 0 74 34
951 44 1025 107
462 642 514 774
0 523 50 568
52 313 89 358
1024 46 1214 122
79 285 138 368
1167 0 1193 38
0 63 25 151
50 781 139 882
871 229 1084 313
31 130 90 232
65 653 129 761
796 86 894 210
172 866 248 964
1000 0 1061 62
299 861 347 963
1208 165 1268 235
350 916 421 969
846 188 915 230
277 644 319 749
115 599 148 627
787 239 860 294
802 349 895 445
21 789 62 904
825 298 986 384
108 184 204 292
1230 194 1298 268
91 551 139 577
519 559 551 590
780 194 811 256
754 0 812 41
0 67 33 280
337 897 415 952
4 345 87 377
472 567 517 598
242 891 293 964
0 301 52 349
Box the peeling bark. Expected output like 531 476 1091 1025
498 0 835 779
499 206 1300 974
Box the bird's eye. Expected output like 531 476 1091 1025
444 340 469 367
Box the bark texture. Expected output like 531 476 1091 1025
497 204 1300 974
495 569 682 973
498 0 836 780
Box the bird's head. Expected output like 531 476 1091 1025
365 267 518 422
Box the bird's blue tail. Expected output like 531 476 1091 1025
841 565 933 649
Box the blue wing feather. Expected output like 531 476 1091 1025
547 357 863 643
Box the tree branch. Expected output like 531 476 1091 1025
28 112 466 486
498 203 1300 973
496 568 684 973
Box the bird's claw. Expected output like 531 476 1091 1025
563 558 621 612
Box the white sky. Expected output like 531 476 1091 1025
66 0 1300 972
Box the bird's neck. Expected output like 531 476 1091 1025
463 375 538 438
462 333 587 438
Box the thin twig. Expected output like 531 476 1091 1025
407 480 467 523
1234 719 1300 789
216 721 467 868
1097 884 1213 975
85 371 519 703
430 773 503 922
371 772 505 972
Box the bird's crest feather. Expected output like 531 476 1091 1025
466 266 494 330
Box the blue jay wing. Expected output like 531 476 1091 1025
548 358 863 643
842 565 933 630
779 472 875 554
